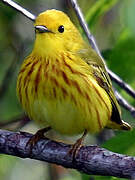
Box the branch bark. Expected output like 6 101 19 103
0 129 135 179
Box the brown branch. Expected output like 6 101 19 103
0 129 135 179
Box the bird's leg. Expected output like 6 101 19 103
26 126 51 148
69 129 87 159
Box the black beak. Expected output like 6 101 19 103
35 25 51 33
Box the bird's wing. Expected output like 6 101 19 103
77 46 131 130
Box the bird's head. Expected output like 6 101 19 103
33 9 84 57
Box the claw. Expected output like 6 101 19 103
69 129 87 160
26 126 51 150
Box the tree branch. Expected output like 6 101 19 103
0 129 135 179
114 89 135 117
108 70 135 99
2 0 35 21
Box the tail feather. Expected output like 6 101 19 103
106 120 132 131
120 120 132 130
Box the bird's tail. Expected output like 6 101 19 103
106 120 132 131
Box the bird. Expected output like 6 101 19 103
16 9 131 156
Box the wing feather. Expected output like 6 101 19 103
77 46 131 130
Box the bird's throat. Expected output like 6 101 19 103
33 35 64 58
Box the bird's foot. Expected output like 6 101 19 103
26 126 51 151
69 129 87 160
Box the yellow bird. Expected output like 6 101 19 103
17 9 131 153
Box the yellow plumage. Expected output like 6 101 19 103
17 9 131 138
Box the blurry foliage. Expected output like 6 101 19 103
0 0 135 180
85 0 119 28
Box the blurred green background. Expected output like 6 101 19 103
0 0 135 179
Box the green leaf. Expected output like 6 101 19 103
106 30 135 84
85 0 119 27
122 0 135 35
103 129 135 155
81 174 91 180
103 29 135 107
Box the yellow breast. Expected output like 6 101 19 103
17 52 112 135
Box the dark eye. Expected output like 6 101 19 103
58 25 64 33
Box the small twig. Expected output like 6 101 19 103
67 0 101 57
1 0 35 21
109 69 135 98
114 90 135 117
0 129 135 179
